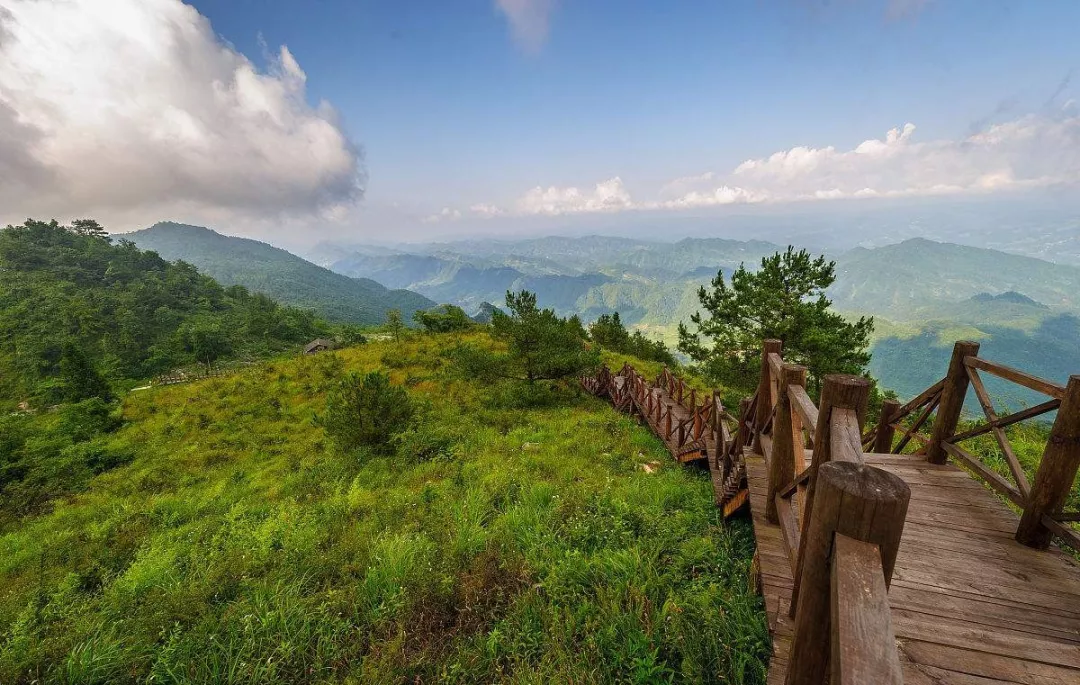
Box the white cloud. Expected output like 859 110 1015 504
424 207 462 223
657 186 768 209
469 203 505 217
728 115 1079 200
454 111 1080 220
515 177 634 215
0 0 362 230
495 0 555 53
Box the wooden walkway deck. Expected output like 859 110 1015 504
586 354 1080 685
748 450 1080 685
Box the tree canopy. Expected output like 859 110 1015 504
0 219 336 404
678 246 873 392
589 311 676 365
413 304 473 333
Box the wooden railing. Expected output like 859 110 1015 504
746 340 908 685
863 339 1080 552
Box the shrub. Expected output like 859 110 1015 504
321 371 414 455
413 304 474 333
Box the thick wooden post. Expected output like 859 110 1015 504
927 340 980 464
664 406 672 439
1016 375 1080 549
767 363 808 524
792 374 871 615
753 339 783 451
677 422 685 448
786 461 910 685
873 399 901 454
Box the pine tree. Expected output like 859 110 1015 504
679 247 872 393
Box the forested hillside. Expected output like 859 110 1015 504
0 220 332 404
128 223 435 325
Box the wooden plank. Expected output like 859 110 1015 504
898 640 1079 685
966 366 1032 497
775 494 800 576
895 378 946 418
903 662 1044 685
887 583 1080 643
941 442 1025 507
789 385 818 435
948 398 1061 444
964 356 1066 400
895 392 940 453
830 534 903 685
1042 514 1080 553
891 609 1080 669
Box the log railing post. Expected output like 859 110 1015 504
792 374 871 615
1016 375 1080 549
753 339 783 451
873 399 901 454
786 461 910 685
927 340 980 464
767 363 808 524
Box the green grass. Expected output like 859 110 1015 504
0 331 768 684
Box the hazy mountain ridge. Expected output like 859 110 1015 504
127 223 436 325
829 238 1080 319
324 234 1080 401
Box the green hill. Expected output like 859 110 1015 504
128 223 435 325
0 220 330 403
830 238 1080 319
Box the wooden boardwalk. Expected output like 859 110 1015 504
748 450 1080 684
585 341 1080 685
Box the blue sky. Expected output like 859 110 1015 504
1 0 1077 240
188 0 1079 209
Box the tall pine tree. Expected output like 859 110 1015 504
678 247 873 394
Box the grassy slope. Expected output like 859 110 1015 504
0 332 767 684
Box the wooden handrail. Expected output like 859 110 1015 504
768 352 784 384
787 461 909 685
947 398 1060 443
789 385 818 435
940 442 1024 507
966 365 1032 497
965 355 1066 400
830 534 904 685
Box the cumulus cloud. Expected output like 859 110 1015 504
515 177 634 215
0 0 363 229
455 110 1080 219
495 0 556 53
729 115 1079 200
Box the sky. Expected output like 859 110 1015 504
1 0 1078 244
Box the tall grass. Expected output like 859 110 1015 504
0 331 768 683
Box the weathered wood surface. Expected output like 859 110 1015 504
748 449 1080 685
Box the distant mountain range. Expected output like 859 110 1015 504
320 234 1080 404
127 224 1080 403
126 223 435 326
